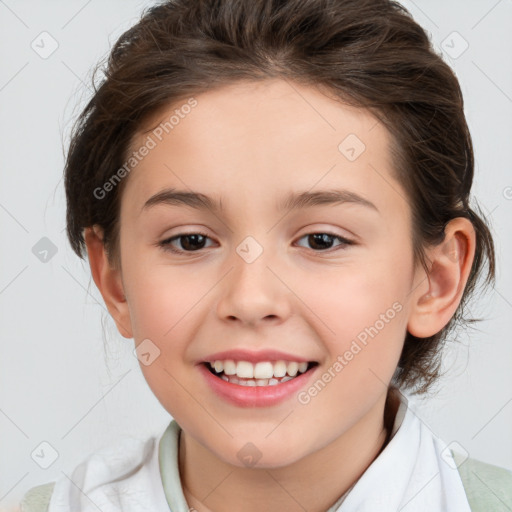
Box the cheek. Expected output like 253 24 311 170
297 253 410 383
124 264 206 411
298 279 406 417
123 258 204 338
303 258 408 335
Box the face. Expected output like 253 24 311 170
115 79 420 468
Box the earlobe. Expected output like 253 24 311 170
84 225 133 339
407 218 475 339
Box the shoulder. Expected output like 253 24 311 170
19 482 55 512
452 450 512 511
19 432 161 512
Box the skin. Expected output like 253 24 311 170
84 78 475 512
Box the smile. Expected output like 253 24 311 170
199 359 319 407
206 359 317 386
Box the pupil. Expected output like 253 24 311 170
182 234 205 251
309 233 333 250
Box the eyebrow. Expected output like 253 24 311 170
140 188 379 215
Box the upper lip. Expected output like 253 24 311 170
201 349 316 364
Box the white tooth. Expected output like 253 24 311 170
287 362 299 377
236 361 254 379
268 378 279 386
256 379 269 386
221 375 229 381
238 379 248 386
281 376 293 382
272 360 287 378
254 362 273 379
214 360 224 373
209 361 215 369
298 362 308 373
246 380 256 386
223 360 237 375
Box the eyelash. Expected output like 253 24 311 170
158 231 355 255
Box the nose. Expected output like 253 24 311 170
215 246 292 328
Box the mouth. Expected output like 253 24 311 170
203 359 319 387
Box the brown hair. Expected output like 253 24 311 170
64 0 495 395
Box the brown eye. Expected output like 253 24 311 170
159 232 214 253
295 233 354 252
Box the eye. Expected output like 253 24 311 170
295 232 354 252
158 231 355 255
158 232 215 254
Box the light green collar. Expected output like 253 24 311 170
158 419 192 512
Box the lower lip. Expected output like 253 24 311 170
198 363 318 408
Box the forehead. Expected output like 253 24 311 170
122 79 406 219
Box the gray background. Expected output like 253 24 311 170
1 0 511 508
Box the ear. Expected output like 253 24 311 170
84 225 133 339
407 217 476 338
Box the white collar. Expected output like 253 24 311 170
326 391 472 511
158 391 471 512
48 391 471 511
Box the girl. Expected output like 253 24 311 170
20 0 512 510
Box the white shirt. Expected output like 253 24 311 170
47 392 472 511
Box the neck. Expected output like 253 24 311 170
180 387 400 512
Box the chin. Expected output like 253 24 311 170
213 439 307 470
